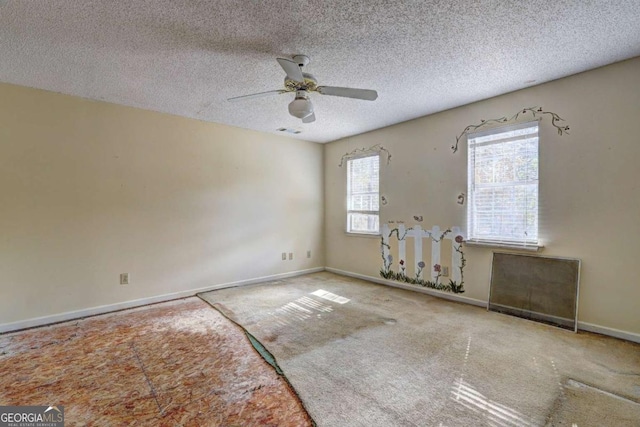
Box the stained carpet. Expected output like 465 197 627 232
199 272 640 427
0 297 314 426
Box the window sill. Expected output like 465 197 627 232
464 240 544 252
345 231 381 238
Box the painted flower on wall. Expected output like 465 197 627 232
381 253 394 275
433 263 443 286
455 235 464 244
416 261 426 279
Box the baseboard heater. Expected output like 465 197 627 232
489 253 580 331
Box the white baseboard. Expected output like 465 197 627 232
0 267 325 334
4 266 639 345
325 267 487 308
577 321 640 344
325 267 640 344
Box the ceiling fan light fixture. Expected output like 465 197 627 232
288 91 313 119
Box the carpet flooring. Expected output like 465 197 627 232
0 297 313 426
199 272 640 427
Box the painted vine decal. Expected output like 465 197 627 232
451 107 570 153
453 235 466 290
338 144 392 167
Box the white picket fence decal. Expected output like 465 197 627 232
381 224 464 283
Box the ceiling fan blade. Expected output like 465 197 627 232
317 86 378 101
277 58 305 82
227 90 286 102
302 112 316 123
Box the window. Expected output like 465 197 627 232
467 121 539 246
347 154 380 234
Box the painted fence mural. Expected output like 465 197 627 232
380 224 466 293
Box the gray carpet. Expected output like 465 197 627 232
546 379 640 426
199 272 640 426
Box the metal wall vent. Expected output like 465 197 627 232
489 253 580 331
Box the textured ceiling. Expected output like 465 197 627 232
1 1 639 143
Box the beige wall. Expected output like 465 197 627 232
2 58 639 336
325 57 640 335
0 83 324 325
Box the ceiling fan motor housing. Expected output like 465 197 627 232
284 73 318 92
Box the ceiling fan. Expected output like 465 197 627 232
227 55 378 123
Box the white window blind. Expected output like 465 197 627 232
467 121 539 245
347 154 380 234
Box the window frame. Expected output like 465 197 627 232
346 153 380 235
466 120 541 249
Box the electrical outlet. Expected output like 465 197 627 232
289 252 293 260
442 267 449 277
282 252 287 261
307 250 311 258
120 273 129 285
